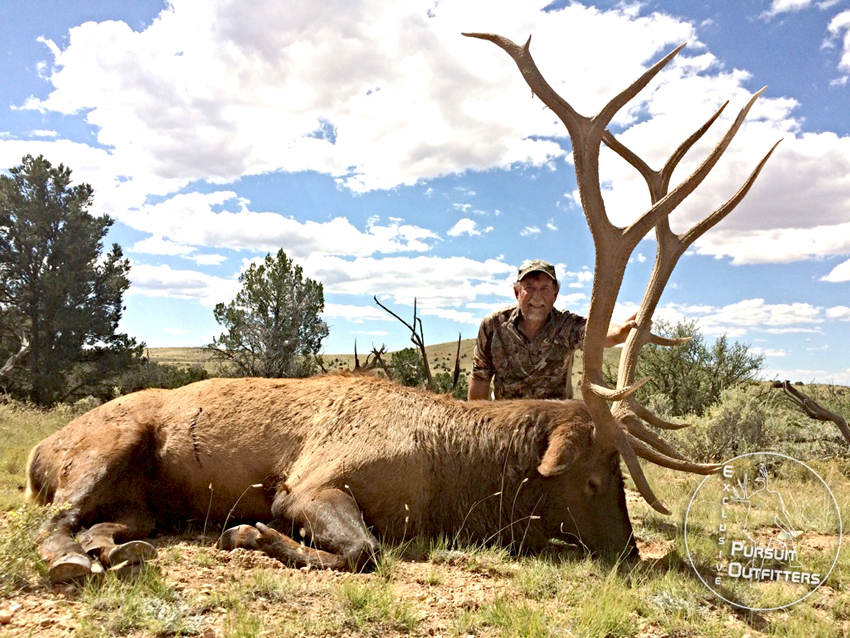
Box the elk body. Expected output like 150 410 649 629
27 373 636 582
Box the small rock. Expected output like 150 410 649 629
0 603 22 624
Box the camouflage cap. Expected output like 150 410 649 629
516 259 558 285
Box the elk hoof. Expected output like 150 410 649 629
105 540 157 568
217 524 261 551
48 553 92 584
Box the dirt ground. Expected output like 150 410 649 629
0 534 677 638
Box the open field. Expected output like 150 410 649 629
145 341 482 376
2 399 849 637
146 340 597 394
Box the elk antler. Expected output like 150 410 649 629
465 33 778 514
353 341 389 374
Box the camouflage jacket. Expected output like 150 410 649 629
471 306 587 400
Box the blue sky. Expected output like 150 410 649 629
2 0 849 384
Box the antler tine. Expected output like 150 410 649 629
606 116 779 477
626 433 721 475
615 137 781 401
462 33 584 134
603 101 729 196
625 87 768 244
630 401 691 431
595 43 686 131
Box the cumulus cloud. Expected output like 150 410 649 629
762 0 840 18
304 254 516 307
654 298 825 338
827 305 850 320
127 263 241 307
121 191 438 258
822 259 850 282
762 0 817 18
826 10 850 81
7 0 850 269
447 218 492 236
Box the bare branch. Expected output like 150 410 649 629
452 332 462 392
774 380 850 445
0 334 30 381
373 296 434 389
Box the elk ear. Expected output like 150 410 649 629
538 428 580 477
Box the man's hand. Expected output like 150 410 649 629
468 376 492 400
605 312 640 347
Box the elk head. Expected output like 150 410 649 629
464 33 779 514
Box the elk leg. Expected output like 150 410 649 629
33 424 154 584
40 508 93 584
277 487 381 571
77 512 157 569
219 487 381 570
218 523 353 569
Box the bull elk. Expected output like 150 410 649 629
26 34 776 583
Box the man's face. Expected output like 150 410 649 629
514 272 558 323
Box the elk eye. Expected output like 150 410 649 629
586 478 600 496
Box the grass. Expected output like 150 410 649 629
75 565 204 637
2 397 849 637
0 400 79 510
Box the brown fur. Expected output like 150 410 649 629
27 373 637 580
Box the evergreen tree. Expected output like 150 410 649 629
0 155 140 405
209 249 329 377
634 319 764 416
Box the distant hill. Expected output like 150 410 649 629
146 341 625 399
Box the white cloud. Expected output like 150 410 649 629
827 305 850 320
826 10 850 77
751 347 789 357
762 0 816 18
127 263 241 307
520 226 541 236
191 253 227 266
120 191 438 258
822 259 850 282
447 218 492 236
654 299 824 337
323 303 396 323
305 254 516 307
6 0 849 270
131 236 195 256
13 0 701 198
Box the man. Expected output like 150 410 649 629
468 259 637 401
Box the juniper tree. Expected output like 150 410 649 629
209 249 329 377
0 155 140 405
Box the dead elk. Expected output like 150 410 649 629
28 373 637 582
